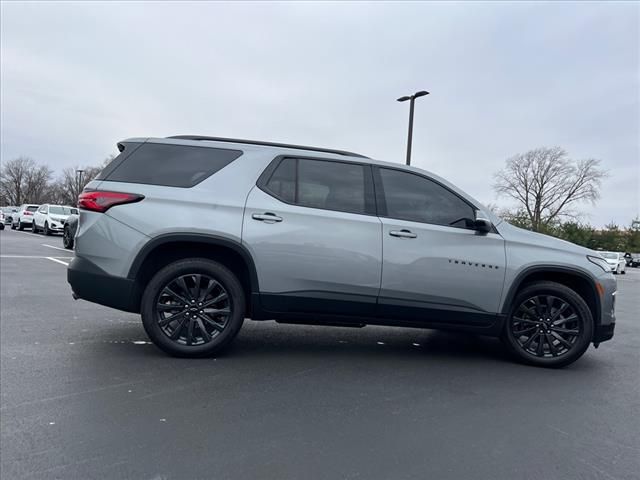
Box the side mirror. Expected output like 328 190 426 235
474 217 492 233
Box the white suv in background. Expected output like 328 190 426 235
11 204 39 230
600 252 626 275
32 204 79 235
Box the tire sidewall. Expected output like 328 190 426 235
141 259 245 357
503 282 594 368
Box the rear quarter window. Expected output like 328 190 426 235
99 143 242 188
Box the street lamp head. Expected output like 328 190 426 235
397 96 411 102
414 90 430 98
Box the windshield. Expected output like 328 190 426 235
49 206 76 215
26 206 38 212
601 253 618 260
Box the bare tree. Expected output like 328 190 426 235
493 147 607 232
53 165 103 205
0 157 52 205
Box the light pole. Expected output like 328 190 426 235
75 169 85 195
397 90 429 166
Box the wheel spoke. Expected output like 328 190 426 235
195 317 213 342
197 313 224 332
512 317 539 326
552 314 577 326
522 331 540 349
198 279 220 302
202 307 230 317
159 310 186 326
533 297 544 317
204 291 228 308
170 317 187 339
545 333 559 356
157 303 181 312
164 287 190 306
191 275 201 301
550 331 572 349
513 326 537 336
536 332 545 356
186 319 195 346
550 302 569 321
517 305 538 319
545 296 554 316
550 326 579 336
175 277 192 299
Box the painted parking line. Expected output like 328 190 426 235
46 257 70 266
42 243 69 252
9 230 41 237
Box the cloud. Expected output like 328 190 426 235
1 1 638 226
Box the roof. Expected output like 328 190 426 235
166 135 369 159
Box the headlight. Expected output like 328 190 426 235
587 255 611 273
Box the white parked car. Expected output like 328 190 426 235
32 204 79 235
0 210 4 230
600 252 626 275
11 204 39 230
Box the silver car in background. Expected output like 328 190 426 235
68 135 616 368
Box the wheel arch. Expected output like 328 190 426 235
128 233 260 316
502 266 601 334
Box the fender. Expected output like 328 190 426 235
501 264 601 326
126 233 260 294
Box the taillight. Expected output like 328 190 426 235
78 190 144 213
24 211 33 216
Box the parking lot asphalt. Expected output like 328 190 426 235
1 227 639 480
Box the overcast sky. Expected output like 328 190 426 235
1 1 638 226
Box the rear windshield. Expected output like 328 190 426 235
26 206 38 212
49 206 76 215
98 142 242 188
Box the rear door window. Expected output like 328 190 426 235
101 143 242 187
263 158 372 215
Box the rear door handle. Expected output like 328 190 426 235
389 229 417 239
252 212 283 223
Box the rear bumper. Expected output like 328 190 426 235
67 256 139 313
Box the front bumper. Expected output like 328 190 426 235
594 273 616 344
67 256 139 313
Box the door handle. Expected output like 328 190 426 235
252 212 283 223
389 229 417 239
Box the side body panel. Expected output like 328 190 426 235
379 220 506 325
242 185 383 315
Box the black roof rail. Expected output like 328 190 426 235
166 135 369 159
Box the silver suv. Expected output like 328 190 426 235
67 136 616 367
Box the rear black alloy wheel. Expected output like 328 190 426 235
141 259 245 357
32 222 38 233
156 274 231 347
44 221 51 236
503 281 593 368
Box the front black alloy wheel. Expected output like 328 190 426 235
503 281 593 368
141 258 245 357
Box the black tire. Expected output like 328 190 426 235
32 221 38 233
141 258 245 358
44 221 51 236
11 223 16 230
18 222 24 231
63 226 74 249
501 281 593 368
621 270 626 275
